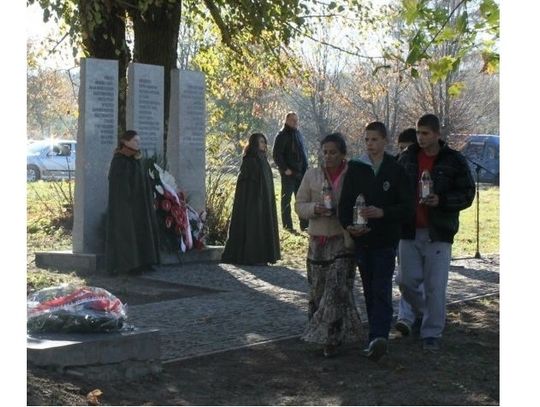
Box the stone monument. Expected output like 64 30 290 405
126 62 164 158
167 69 206 213
35 64 222 271
36 57 118 271
73 57 118 254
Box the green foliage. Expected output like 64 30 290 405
447 81 465 97
395 0 499 90
481 50 499 74
27 40 78 138
204 133 238 245
428 55 457 83
205 171 236 245
27 181 74 237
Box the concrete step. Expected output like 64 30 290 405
35 245 224 272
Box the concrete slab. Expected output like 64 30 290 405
35 250 104 272
160 245 224 265
35 246 224 272
27 328 160 368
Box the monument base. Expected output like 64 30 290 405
27 328 161 380
35 250 104 272
35 246 225 272
160 245 224 265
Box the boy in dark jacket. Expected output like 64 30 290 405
395 114 475 352
338 121 414 361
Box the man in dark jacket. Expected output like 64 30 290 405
339 121 414 361
272 112 309 232
395 114 475 352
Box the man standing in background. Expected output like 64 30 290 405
273 111 309 232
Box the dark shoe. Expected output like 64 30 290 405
365 337 387 361
422 337 441 352
284 227 297 234
323 345 338 358
395 320 412 337
411 317 423 337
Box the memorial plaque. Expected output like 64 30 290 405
126 63 164 158
73 58 118 254
167 70 206 213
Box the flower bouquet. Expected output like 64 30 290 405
149 163 207 253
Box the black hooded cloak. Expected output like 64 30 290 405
222 152 281 265
105 151 160 274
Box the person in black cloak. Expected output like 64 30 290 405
105 130 160 274
221 132 281 266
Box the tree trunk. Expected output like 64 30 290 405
78 0 130 141
129 1 182 157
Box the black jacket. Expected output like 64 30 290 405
338 153 414 249
272 124 308 176
398 141 475 243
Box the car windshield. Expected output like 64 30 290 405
27 141 50 154
463 142 484 160
27 140 74 155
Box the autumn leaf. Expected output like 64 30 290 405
428 56 457 83
481 52 499 74
448 82 465 98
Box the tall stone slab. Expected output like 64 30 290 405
73 58 118 254
167 70 206 213
126 63 164 158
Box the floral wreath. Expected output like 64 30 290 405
149 163 207 252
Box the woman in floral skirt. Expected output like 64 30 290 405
295 132 362 357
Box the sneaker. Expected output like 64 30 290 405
395 320 412 337
422 337 441 352
365 337 387 361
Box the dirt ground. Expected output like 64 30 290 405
27 295 499 406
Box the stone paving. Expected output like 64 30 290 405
130 255 499 361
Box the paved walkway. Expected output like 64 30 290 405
130 255 499 362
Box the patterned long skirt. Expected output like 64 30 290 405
301 234 363 346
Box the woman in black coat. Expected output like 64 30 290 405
105 130 160 274
221 133 281 266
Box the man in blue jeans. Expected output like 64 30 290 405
396 114 475 352
339 121 413 361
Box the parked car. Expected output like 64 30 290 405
27 139 77 182
458 134 499 185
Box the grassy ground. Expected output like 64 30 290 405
26 179 499 287
453 184 499 257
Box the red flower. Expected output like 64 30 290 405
165 216 174 228
171 206 182 220
161 199 172 211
